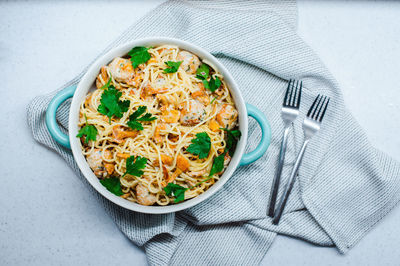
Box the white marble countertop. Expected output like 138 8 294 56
1 1 400 265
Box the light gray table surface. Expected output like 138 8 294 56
1 1 399 265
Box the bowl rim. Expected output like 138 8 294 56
68 37 248 214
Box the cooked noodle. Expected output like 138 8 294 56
78 45 239 206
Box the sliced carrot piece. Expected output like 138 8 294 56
209 119 220 132
117 153 130 159
161 154 173 166
177 155 190 172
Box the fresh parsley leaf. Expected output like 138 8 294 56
209 152 226 177
77 124 98 144
76 116 98 144
100 76 112 90
163 61 182 73
208 76 221 92
123 155 147 177
164 183 187 203
202 76 221 92
186 132 211 159
129 106 146 120
137 113 157 122
223 128 242 156
127 106 157 130
97 86 130 123
128 46 151 68
202 79 210 90
100 177 123 196
196 64 220 92
127 121 143 131
196 64 209 80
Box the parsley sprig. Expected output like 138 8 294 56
76 115 98 144
223 128 242 156
123 155 148 177
209 152 226 177
208 76 221 92
163 61 182 73
127 106 157 131
100 177 123 196
128 46 151 68
164 183 187 203
196 64 209 80
97 86 130 123
196 64 221 92
186 132 211 159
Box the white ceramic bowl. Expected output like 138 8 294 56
46 37 271 214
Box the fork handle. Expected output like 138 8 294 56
272 139 309 225
268 126 290 217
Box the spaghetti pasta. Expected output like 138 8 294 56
77 45 239 206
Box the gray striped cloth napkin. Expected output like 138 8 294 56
27 1 400 265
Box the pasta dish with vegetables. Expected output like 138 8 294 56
77 45 240 206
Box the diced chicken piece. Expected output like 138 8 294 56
136 184 157 206
153 75 167 88
177 51 201 74
191 83 210 106
131 73 144 88
108 57 135 85
86 149 114 178
141 76 169 97
216 104 238 130
179 100 206 126
86 149 103 177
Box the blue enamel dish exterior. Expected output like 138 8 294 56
45 85 76 149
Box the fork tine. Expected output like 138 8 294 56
307 94 320 117
318 97 330 122
314 96 327 120
291 80 298 107
296 81 302 108
283 79 292 106
311 95 323 119
288 80 294 106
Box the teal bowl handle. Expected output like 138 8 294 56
240 103 271 166
45 85 76 149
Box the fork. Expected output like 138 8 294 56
268 79 302 217
272 94 330 225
